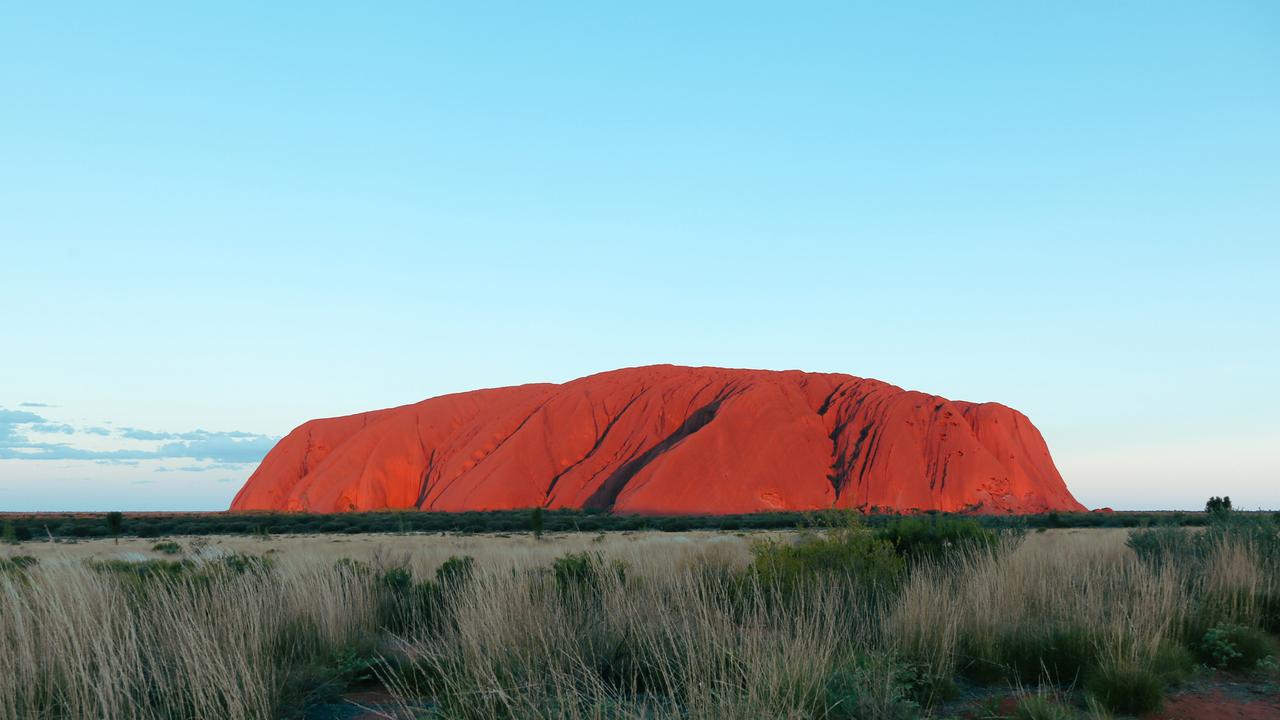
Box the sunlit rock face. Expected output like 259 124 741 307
231 365 1085 515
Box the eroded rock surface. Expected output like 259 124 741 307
231 365 1085 514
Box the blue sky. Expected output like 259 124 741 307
2 2 1277 511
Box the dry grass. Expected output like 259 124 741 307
15 529 758 575
0 525 1276 719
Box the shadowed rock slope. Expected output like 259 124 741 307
231 365 1085 514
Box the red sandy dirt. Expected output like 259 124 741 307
1145 690 1280 720
231 365 1085 515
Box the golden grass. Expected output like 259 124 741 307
0 526 1275 719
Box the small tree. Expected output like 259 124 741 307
1206 496 1233 516
105 512 124 544
2 520 16 545
530 507 545 540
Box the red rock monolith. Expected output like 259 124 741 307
231 365 1085 514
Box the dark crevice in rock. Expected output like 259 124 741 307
542 389 646 505
583 389 735 511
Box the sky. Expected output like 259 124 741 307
1 2 1277 512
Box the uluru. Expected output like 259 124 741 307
232 365 1084 515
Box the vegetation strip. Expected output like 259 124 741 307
4 507 1263 542
1 507 1277 718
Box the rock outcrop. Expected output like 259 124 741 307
231 365 1085 514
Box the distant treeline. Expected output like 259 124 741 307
1 508 1248 541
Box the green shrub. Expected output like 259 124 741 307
552 551 626 595
330 643 381 685
823 653 922 720
269 632 384 719
151 541 182 555
751 522 904 595
876 516 1001 561
1127 524 1196 568
375 559 476 634
435 555 475 588
379 566 413 594
222 552 272 574
1085 663 1164 716
1195 625 1273 671
90 558 192 582
376 566 434 633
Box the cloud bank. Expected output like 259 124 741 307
0 408 276 464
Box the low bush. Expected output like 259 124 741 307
329 643 382 685
151 541 182 555
272 639 385 719
376 566 431 633
876 516 1002 561
822 653 923 720
379 565 413 594
435 555 475 589
90 558 192 581
1195 624 1273 671
374 556 477 634
750 521 903 595
222 552 273 574
551 551 626 595
1126 524 1197 569
1085 662 1164 716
